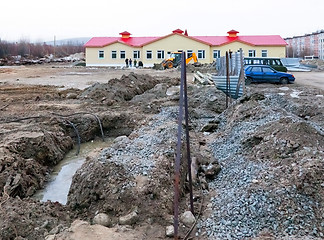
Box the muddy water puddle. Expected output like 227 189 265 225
33 138 113 205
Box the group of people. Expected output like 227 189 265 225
125 58 143 68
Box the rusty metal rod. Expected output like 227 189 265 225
174 59 185 239
226 51 230 108
174 52 195 239
182 52 194 215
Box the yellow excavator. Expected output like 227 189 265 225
161 52 198 69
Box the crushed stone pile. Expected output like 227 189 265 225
197 86 324 239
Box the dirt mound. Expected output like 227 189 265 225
79 73 160 104
243 118 324 161
300 59 324 71
0 197 71 239
0 122 74 198
186 63 216 73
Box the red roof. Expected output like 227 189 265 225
85 36 160 47
172 29 184 34
227 30 239 34
193 35 287 46
85 32 287 48
119 31 131 35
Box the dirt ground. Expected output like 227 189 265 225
0 64 184 90
0 64 323 240
292 71 324 90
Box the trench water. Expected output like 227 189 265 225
33 138 113 205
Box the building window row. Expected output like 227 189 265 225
246 49 268 57
99 49 208 60
101 49 271 60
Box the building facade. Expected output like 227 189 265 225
285 30 324 59
85 29 287 67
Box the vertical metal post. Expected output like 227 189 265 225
174 52 194 240
229 50 233 104
182 52 194 215
226 51 230 108
174 56 185 240
240 48 245 93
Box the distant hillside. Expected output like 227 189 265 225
46 37 91 46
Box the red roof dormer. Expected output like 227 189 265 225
120 31 131 39
227 30 239 38
172 29 184 34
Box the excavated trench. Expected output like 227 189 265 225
0 112 138 199
0 73 165 201
33 138 114 204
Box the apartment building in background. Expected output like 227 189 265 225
285 30 324 59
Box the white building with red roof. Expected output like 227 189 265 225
84 29 287 67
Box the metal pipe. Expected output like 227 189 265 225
174 52 195 239
174 69 184 239
66 120 81 156
226 51 230 108
51 112 105 141
182 52 194 215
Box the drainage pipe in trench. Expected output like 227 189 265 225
50 112 105 142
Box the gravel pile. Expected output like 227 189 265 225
99 106 179 176
197 93 324 239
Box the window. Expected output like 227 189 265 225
198 50 205 59
146 50 152 59
120 51 126 59
157 50 164 59
187 50 193 58
133 50 140 59
248 50 256 57
111 51 117 59
98 50 104 59
251 66 262 72
213 50 220 59
261 50 268 57
262 67 275 73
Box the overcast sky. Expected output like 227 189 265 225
1 0 323 42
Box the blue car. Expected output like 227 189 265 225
245 65 295 85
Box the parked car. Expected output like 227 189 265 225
245 65 295 85
244 57 287 72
